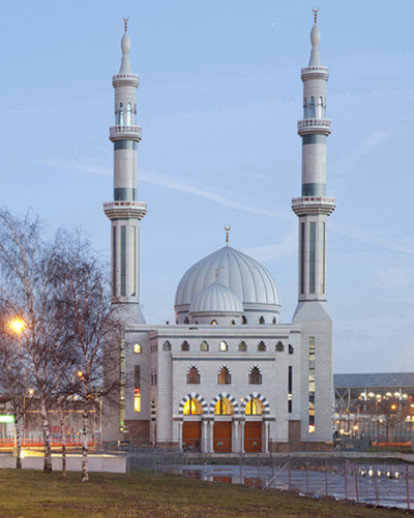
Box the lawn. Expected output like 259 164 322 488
0 468 409 518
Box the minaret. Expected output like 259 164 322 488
104 20 146 324
292 13 335 447
292 12 335 304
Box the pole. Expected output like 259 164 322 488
353 462 359 503
344 459 348 501
407 464 411 511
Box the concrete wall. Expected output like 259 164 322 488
0 454 126 473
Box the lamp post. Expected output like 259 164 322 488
9 317 26 468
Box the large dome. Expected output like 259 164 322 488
175 246 281 325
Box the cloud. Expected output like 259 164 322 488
374 268 412 290
243 228 297 262
364 130 389 148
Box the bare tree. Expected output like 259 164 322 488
54 234 121 482
0 210 63 472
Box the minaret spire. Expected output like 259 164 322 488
104 21 146 324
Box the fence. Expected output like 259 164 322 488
126 448 414 510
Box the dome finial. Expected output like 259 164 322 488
214 268 219 281
123 16 129 32
313 8 319 24
224 225 231 244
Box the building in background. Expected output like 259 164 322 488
103 15 335 453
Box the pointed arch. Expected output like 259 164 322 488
217 365 231 385
249 364 262 384
258 340 266 352
181 340 190 351
241 392 270 416
162 340 171 351
276 341 284 352
187 365 200 384
178 392 208 416
238 340 247 352
209 392 239 416
119 103 124 124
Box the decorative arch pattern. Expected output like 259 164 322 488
241 392 270 416
209 392 239 416
178 392 208 416
249 363 263 374
216 364 231 376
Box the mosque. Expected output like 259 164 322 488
102 14 335 452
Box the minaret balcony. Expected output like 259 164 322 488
291 196 336 216
301 66 329 81
103 200 147 220
112 73 139 88
297 119 331 136
110 125 142 142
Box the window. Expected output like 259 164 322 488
249 366 262 384
230 320 235 325
272 317 277 324
258 341 266 352
184 317 189 324
187 366 200 384
219 340 228 352
126 102 132 125
200 340 209 352
310 97 315 118
183 398 203 415
303 97 308 118
133 343 142 354
163 341 171 351
238 341 247 352
245 398 264 415
242 316 247 325
289 344 294 355
288 366 293 413
119 103 124 124
218 367 231 385
134 366 141 413
211 319 218 325
259 316 265 324
181 341 190 351
276 341 284 352
214 398 234 415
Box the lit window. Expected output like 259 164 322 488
245 398 264 415
134 388 141 412
214 398 234 415
219 340 228 352
133 343 142 354
200 340 209 352
183 398 203 415
211 319 218 325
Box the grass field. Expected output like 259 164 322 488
0 468 410 518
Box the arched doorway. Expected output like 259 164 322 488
213 397 234 452
244 398 265 453
182 397 203 451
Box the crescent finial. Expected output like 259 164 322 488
312 8 319 24
224 225 231 244
123 16 129 32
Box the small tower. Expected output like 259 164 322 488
104 20 146 323
292 13 335 447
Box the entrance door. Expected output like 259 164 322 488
213 421 232 452
244 421 262 453
182 421 201 451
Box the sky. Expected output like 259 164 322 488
1 0 414 374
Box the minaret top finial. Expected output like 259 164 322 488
224 225 231 244
313 8 319 24
123 17 129 32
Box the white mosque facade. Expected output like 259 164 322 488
103 17 335 453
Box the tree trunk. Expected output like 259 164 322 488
57 399 67 476
15 416 22 469
82 398 89 482
40 396 52 473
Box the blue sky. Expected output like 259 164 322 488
1 1 414 373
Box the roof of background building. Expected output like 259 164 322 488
334 373 414 390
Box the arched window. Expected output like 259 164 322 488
303 98 308 118
230 320 235 325
211 319 218 325
289 344 294 355
245 398 264 415
310 97 315 118
276 341 284 352
219 340 228 352
184 317 189 324
163 341 171 351
183 398 203 415
249 366 262 384
272 317 277 324
200 340 209 352
218 367 231 384
242 315 247 325
319 96 324 118
187 366 200 384
181 341 190 351
126 102 132 125
214 397 234 415
238 341 247 352
258 341 266 352
133 343 142 354
119 103 124 125
259 316 265 324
